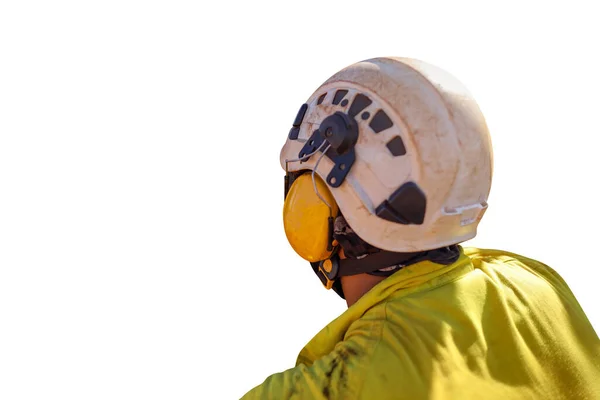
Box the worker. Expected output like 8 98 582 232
241 57 600 399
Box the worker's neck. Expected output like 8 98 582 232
340 273 387 307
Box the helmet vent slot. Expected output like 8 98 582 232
386 136 406 156
349 93 373 117
332 90 348 105
369 110 393 133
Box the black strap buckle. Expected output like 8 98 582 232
317 256 340 290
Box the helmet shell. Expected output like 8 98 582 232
280 57 493 252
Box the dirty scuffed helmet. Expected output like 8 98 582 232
281 57 493 258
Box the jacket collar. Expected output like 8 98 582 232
296 247 474 366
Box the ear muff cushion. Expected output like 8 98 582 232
283 173 339 262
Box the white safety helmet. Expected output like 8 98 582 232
281 57 493 256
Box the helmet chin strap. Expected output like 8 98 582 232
315 246 461 299
339 246 460 277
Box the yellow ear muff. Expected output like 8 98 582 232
283 173 339 262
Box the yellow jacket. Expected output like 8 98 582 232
242 248 600 399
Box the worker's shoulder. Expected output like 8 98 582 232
462 246 568 287
464 246 537 261
463 246 550 268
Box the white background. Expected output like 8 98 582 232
1 1 598 399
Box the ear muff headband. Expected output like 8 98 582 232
283 173 338 262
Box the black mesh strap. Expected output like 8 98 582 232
333 215 379 259
338 245 460 277
337 251 427 276
309 246 461 300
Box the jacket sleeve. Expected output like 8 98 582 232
240 340 369 400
